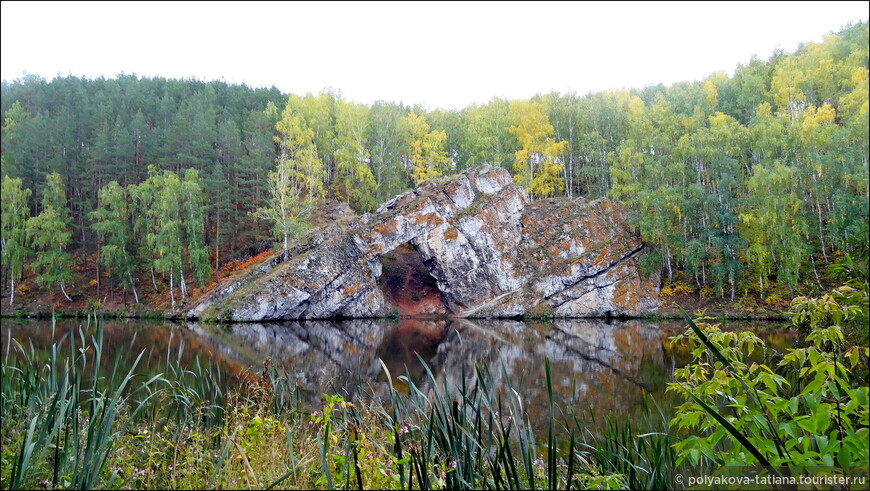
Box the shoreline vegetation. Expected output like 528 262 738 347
1 279 866 490
0 305 791 322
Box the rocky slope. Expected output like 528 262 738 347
188 165 659 321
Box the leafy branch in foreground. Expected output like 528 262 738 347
668 309 869 468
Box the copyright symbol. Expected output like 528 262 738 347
675 474 685 485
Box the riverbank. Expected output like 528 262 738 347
1 291 791 322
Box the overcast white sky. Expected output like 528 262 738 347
2 1 868 110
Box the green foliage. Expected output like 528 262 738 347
252 97 323 262
138 167 212 304
1 175 31 305
638 250 663 278
89 180 140 303
509 100 568 199
1 317 162 490
26 173 74 301
668 310 869 469
180 168 212 289
400 112 450 185
333 100 377 212
1 21 868 303
459 97 515 172
794 224 869 344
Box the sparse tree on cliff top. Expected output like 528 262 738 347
333 100 376 212
509 100 567 200
254 98 323 262
400 112 450 185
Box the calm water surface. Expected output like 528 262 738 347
1 316 797 434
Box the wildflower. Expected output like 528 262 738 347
450 461 457 469
312 410 320 418
308 420 314 426
38 480 49 489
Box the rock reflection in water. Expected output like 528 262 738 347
188 317 667 433
430 319 667 433
187 318 390 401
3 316 667 438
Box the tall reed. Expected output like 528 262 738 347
2 314 162 489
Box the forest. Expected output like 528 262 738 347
1 21 867 310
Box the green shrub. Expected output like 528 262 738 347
668 310 869 469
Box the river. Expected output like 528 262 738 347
1 316 797 436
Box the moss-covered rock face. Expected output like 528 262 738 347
188 165 659 321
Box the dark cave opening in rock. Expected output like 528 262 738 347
377 243 449 316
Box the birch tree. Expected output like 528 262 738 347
1 175 31 305
254 98 323 262
26 173 74 301
509 100 568 199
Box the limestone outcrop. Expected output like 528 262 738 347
189 165 659 321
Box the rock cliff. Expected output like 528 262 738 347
189 165 659 321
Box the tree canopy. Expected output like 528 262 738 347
1 21 867 305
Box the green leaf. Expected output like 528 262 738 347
681 309 735 372
813 405 831 434
797 417 816 434
682 386 774 467
779 421 797 439
788 397 799 415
